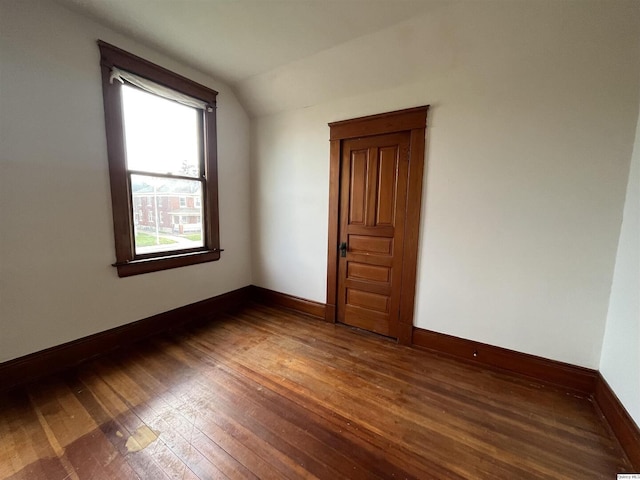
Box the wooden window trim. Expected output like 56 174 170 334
98 41 221 277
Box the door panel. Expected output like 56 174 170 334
347 289 389 313
349 150 368 225
343 305 391 336
337 132 411 338
347 263 390 283
348 235 393 255
375 146 398 226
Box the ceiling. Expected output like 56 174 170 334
54 0 434 85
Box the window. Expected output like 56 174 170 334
98 41 221 277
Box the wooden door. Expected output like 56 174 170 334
337 132 410 338
327 106 428 344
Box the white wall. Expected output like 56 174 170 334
0 0 252 362
600 107 640 427
251 2 640 368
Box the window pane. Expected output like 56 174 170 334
131 174 204 255
122 84 200 177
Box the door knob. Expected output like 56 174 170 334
339 242 347 257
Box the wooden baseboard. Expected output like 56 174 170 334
0 286 251 392
412 327 597 394
595 373 640 469
250 286 326 320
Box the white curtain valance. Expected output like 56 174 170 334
109 67 213 112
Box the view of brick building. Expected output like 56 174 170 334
131 178 202 236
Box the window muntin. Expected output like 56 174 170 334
98 40 220 277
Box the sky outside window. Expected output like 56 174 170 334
121 84 200 177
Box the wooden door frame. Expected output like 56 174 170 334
325 106 429 345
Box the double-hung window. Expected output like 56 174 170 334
98 41 221 277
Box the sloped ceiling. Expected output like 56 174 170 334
54 0 436 114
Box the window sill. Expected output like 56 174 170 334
113 249 222 277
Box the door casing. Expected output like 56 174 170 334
325 106 429 345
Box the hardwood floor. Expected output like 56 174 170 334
0 304 632 479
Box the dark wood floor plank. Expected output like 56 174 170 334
243 305 600 427
156 338 395 480
21 378 139 480
71 365 179 480
187 318 557 478
118 334 335 478
245 305 624 441
0 391 71 480
209 306 632 478
0 303 633 479
83 357 232 480
161 347 416 478
236 308 625 470
185 324 534 478
185 324 500 478
100 346 296 480
190 315 600 478
180 331 464 480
